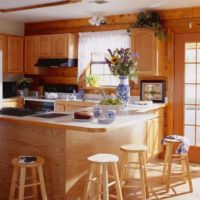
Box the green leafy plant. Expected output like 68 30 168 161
17 77 33 90
130 11 166 40
99 98 123 105
85 75 100 87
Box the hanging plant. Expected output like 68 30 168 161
130 11 167 40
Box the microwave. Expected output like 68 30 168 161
3 81 17 98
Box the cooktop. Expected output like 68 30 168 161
0 107 46 117
32 113 71 118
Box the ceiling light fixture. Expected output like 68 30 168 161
88 14 107 26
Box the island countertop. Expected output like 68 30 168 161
0 103 166 132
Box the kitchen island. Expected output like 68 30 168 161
0 104 165 199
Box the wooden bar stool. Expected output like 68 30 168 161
9 156 47 200
162 139 193 193
120 144 149 200
83 153 123 200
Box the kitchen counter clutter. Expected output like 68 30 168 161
0 103 166 199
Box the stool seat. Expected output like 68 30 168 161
120 144 148 152
88 153 119 163
12 156 45 167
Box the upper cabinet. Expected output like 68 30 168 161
24 36 40 74
0 35 8 73
38 33 78 59
52 34 68 58
39 35 52 58
0 35 24 74
131 28 165 76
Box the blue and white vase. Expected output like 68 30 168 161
116 76 130 105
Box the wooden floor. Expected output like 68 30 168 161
122 160 200 200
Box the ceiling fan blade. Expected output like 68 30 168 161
0 0 81 13
85 0 109 4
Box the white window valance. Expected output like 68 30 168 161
78 30 131 77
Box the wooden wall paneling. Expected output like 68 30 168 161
0 35 8 73
42 76 78 84
52 34 68 58
7 36 24 74
25 14 136 35
166 29 175 135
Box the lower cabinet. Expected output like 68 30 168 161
3 97 24 108
55 100 95 112
146 108 164 160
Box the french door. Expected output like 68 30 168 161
175 33 200 163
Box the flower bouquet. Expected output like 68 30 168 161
105 48 139 104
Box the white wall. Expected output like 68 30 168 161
0 19 24 36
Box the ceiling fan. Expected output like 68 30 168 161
84 0 109 4
0 0 81 13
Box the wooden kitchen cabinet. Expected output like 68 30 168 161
131 28 165 76
3 97 24 108
0 35 8 73
24 36 40 74
52 34 68 58
7 36 24 73
55 100 95 112
146 108 164 160
39 35 52 58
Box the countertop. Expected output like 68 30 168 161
0 103 166 132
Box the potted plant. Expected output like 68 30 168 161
130 11 166 40
85 75 100 87
17 77 33 96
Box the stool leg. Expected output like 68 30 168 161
142 152 149 199
31 167 38 200
165 143 173 192
102 163 109 200
181 156 187 183
9 166 19 200
184 155 193 192
139 152 146 200
83 163 96 200
97 164 102 200
37 166 47 200
18 167 26 200
120 152 128 187
111 163 123 200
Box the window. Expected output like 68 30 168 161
90 52 118 86
78 30 131 87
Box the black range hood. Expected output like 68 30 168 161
35 58 78 67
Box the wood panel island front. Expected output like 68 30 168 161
0 105 165 199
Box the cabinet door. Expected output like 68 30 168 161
131 29 156 76
0 35 8 73
24 36 40 74
8 36 24 73
147 111 164 159
39 35 52 58
52 34 68 58
55 103 66 112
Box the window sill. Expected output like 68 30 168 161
82 86 116 94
